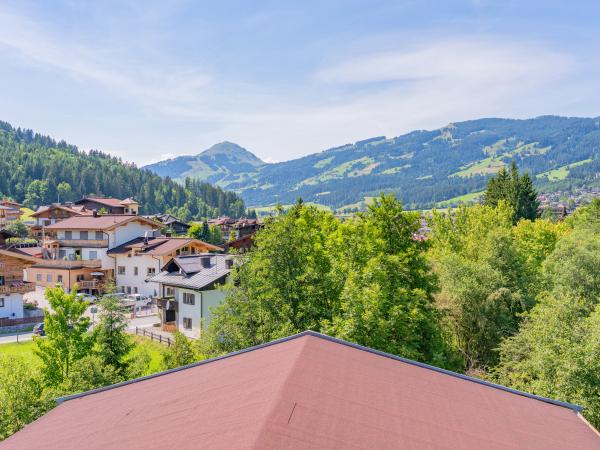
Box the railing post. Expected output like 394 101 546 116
159 335 162 344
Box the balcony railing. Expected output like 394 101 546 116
34 259 102 269
51 239 109 248
77 280 102 289
0 282 36 295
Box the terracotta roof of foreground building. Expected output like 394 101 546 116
3 331 599 449
107 236 222 256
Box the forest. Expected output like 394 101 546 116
0 121 246 219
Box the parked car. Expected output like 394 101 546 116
32 322 45 336
127 294 153 307
75 293 97 304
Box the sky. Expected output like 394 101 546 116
0 1 599 166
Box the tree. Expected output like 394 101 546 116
51 355 122 395
483 161 539 223
93 294 133 374
323 194 452 367
6 219 29 238
0 356 50 440
208 225 223 244
24 179 48 209
56 181 72 203
34 287 93 385
162 332 197 369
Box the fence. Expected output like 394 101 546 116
135 326 173 347
0 315 43 328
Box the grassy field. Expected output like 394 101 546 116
436 191 484 207
253 202 331 216
0 336 166 373
536 159 593 181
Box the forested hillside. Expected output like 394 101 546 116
146 116 600 210
0 121 246 219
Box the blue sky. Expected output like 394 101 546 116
0 1 599 165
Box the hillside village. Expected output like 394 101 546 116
0 195 260 339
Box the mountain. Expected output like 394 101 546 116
146 116 600 210
0 121 246 219
145 141 265 186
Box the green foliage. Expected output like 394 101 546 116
0 356 50 440
200 195 455 368
162 332 197 370
34 287 93 386
483 162 540 223
93 295 133 374
5 219 29 238
49 355 123 396
0 121 246 218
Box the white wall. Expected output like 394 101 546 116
0 293 24 319
113 254 162 297
175 287 226 339
111 223 156 247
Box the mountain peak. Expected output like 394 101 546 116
199 141 264 166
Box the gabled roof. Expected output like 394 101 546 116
148 254 233 290
107 237 221 256
4 331 599 449
30 204 92 218
74 196 126 208
43 215 160 231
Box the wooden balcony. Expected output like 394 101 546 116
77 280 102 289
54 239 108 248
33 259 102 269
0 282 36 295
157 297 178 311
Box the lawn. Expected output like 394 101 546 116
436 191 484 208
536 159 593 181
0 336 166 373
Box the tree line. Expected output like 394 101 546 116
0 121 246 219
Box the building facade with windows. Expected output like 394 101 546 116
148 254 236 338
107 237 221 297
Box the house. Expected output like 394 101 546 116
4 331 599 449
149 213 190 235
29 203 93 239
207 216 261 241
148 254 236 338
107 237 222 297
73 196 139 215
0 229 16 246
0 204 20 228
0 248 38 321
24 214 160 294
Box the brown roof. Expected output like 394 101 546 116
30 204 92 218
0 248 43 264
4 332 599 449
107 237 222 256
44 215 160 231
77 197 126 208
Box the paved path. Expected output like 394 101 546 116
0 331 34 344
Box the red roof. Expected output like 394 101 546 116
4 332 599 449
44 215 159 231
79 197 126 208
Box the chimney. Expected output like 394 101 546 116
92 210 98 217
143 231 149 246
201 256 211 268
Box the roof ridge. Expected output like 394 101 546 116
55 330 583 412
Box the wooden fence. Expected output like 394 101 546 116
135 326 173 347
0 315 43 327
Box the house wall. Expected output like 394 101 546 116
175 287 226 339
0 293 24 319
111 223 156 247
112 254 161 297
24 267 100 292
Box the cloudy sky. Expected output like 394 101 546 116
0 1 598 165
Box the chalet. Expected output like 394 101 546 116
24 214 160 294
148 254 236 338
73 196 139 215
0 204 20 228
208 216 261 240
149 213 190 235
0 248 38 321
4 331 599 449
107 237 221 297
29 203 92 239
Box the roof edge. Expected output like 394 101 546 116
56 330 584 412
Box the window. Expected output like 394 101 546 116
46 274 52 283
127 286 132 294
117 266 126 275
57 275 63 284
95 231 103 240
134 267 139 276
134 287 138 294
0 298 4 307
58 249 66 259
65 231 72 240
79 231 88 240
183 292 195 305
36 274 42 282
147 267 156 276
89 251 98 260
0 276 4 286
183 317 192 329
166 287 175 297
76 274 85 282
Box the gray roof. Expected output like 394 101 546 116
147 253 236 290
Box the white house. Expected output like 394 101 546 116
26 214 161 293
0 249 38 321
148 254 237 338
107 237 222 297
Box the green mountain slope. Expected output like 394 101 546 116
146 115 600 210
0 122 246 218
